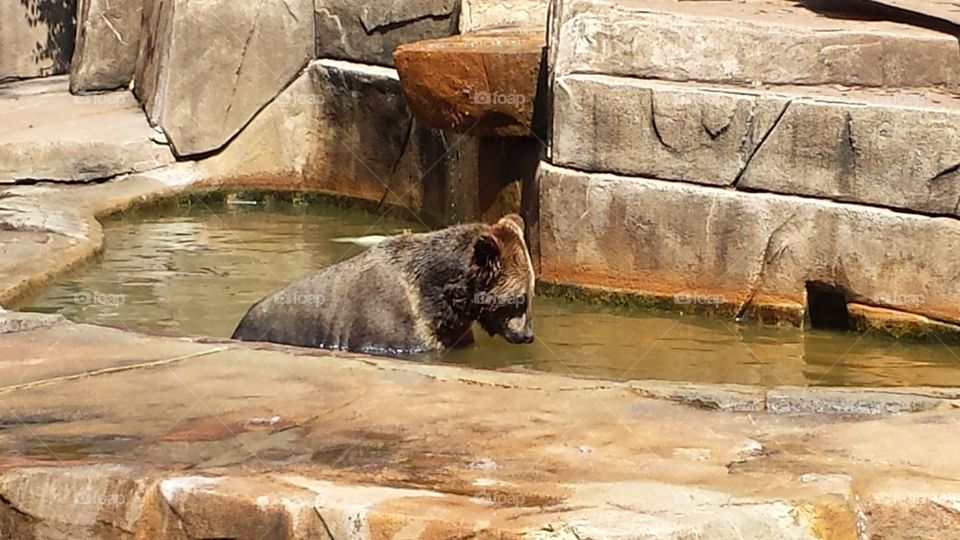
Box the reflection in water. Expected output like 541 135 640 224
20 199 960 387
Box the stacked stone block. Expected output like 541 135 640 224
541 0 960 328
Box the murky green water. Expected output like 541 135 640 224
20 197 960 387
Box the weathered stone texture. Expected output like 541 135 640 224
0 465 151 539
766 387 946 415
394 29 544 137
305 59 439 213
860 478 960 539
70 0 143 93
198 70 318 186
0 77 174 183
538 162 960 324
553 74 788 186
553 74 960 215
135 0 314 157
459 0 549 32
197 57 524 225
0 0 76 82
315 0 459 67
630 381 766 412
738 90 960 216
549 0 960 91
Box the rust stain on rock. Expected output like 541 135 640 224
394 29 545 137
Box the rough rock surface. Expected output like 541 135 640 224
304 59 446 215
70 0 143 93
0 317 959 537
552 74 789 186
314 0 459 67
737 87 960 216
195 57 519 225
537 162 960 325
198 69 318 186
135 0 314 156
0 77 174 183
549 0 960 91
553 74 960 216
849 303 960 341
394 29 544 137
459 0 549 32
0 0 76 82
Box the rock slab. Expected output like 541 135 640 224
538 162 960 324
459 0 549 32
394 29 545 137
549 0 960 91
314 0 459 67
70 0 144 93
0 0 76 81
0 77 174 183
553 74 960 216
135 0 314 157
305 59 444 215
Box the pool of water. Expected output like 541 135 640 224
19 196 960 387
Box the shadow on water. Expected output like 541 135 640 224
17 0 77 76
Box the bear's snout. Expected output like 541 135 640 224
504 315 534 344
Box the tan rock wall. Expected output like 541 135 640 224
134 0 314 157
553 74 960 217
538 162 960 325
70 0 143 93
549 0 960 92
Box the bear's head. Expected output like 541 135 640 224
472 214 536 344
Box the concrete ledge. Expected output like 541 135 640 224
549 0 960 91
537 161 960 327
553 74 960 218
0 77 175 183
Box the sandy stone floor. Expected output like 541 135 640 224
0 311 959 538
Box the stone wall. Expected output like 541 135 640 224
0 0 556 225
125 0 551 223
541 0 960 329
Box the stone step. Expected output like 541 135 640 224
459 0 549 32
0 77 174 184
549 0 960 92
552 74 960 216
537 161 960 325
394 29 545 137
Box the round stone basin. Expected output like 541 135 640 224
17 193 960 388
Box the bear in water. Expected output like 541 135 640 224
231 214 535 356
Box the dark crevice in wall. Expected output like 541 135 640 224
806 281 852 331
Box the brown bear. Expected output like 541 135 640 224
231 214 535 356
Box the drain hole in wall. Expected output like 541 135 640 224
805 281 851 331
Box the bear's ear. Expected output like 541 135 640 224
497 214 525 236
472 232 501 284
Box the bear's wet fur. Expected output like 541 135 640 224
231 214 535 356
